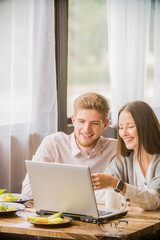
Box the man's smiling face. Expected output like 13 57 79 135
72 109 108 152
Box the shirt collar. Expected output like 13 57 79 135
70 132 81 157
92 137 102 157
70 132 102 157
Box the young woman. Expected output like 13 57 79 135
92 101 160 210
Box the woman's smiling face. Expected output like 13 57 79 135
118 110 138 152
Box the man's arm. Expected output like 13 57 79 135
21 173 32 196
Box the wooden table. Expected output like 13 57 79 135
0 202 160 240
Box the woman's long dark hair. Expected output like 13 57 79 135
117 101 160 159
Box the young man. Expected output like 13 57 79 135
21 92 117 203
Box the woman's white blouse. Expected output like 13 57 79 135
124 155 160 210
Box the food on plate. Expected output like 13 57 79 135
7 206 17 211
0 203 7 211
27 211 63 224
47 211 63 220
0 203 16 212
28 217 49 224
0 193 20 202
48 217 63 224
0 189 7 195
0 189 21 202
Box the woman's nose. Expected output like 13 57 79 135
122 127 128 136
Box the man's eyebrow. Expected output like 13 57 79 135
77 118 101 123
91 120 101 123
77 118 84 120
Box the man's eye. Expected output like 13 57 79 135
78 120 84 123
92 122 100 125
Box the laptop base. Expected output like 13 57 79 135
37 209 128 224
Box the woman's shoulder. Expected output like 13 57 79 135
154 153 160 161
114 152 134 165
152 154 160 169
107 153 132 169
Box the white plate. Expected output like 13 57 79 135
0 202 25 216
27 216 73 228
0 193 32 203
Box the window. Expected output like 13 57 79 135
67 0 158 123
67 0 110 118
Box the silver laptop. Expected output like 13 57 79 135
25 160 127 223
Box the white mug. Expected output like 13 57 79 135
105 189 127 210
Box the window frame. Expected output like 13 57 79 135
55 0 68 133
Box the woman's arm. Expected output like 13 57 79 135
91 173 160 210
91 155 160 210
124 184 160 210
91 173 127 196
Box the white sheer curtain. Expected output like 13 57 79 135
107 0 151 124
153 0 160 116
0 0 57 193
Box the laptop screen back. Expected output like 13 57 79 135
25 161 99 218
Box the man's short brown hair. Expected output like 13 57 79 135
73 92 110 122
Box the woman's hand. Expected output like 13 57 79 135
92 173 127 196
91 173 113 190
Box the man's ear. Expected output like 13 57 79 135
71 115 75 125
104 119 109 129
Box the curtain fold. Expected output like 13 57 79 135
153 0 160 108
0 0 57 193
107 0 151 124
152 0 160 122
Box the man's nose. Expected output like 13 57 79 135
83 123 91 132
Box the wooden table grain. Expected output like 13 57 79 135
0 202 160 240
